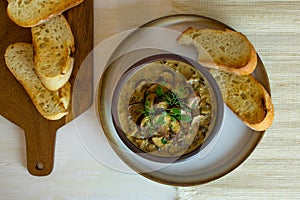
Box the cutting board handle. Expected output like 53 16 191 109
24 128 57 176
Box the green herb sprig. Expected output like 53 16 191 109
155 85 191 123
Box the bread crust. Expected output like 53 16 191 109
7 0 85 27
177 27 257 75
243 85 274 131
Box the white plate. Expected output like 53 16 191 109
74 14 270 186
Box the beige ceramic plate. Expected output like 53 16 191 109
80 14 271 186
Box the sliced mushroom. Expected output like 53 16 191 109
199 114 211 127
179 109 190 116
188 96 201 109
197 82 207 91
188 77 207 92
135 139 144 147
199 126 208 137
153 114 171 137
170 120 180 135
146 83 160 94
190 115 201 135
154 101 169 110
140 116 151 130
147 143 157 152
129 81 151 105
187 77 200 87
164 114 172 125
128 103 144 124
200 103 211 115
138 140 149 151
152 137 165 148
145 93 158 109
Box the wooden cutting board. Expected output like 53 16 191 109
0 0 93 176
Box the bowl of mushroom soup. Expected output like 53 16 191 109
98 52 224 163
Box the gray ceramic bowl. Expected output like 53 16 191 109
98 50 224 164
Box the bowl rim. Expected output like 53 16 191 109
110 53 225 163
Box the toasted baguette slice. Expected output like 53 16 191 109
4 43 70 120
6 0 85 27
31 15 74 91
177 27 257 75
209 69 274 131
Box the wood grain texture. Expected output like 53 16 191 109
0 0 93 176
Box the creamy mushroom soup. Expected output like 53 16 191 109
115 60 212 158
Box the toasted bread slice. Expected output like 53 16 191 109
209 69 274 131
31 15 74 91
6 0 85 27
177 27 257 75
4 43 70 120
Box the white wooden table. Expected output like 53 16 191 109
1 0 300 199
